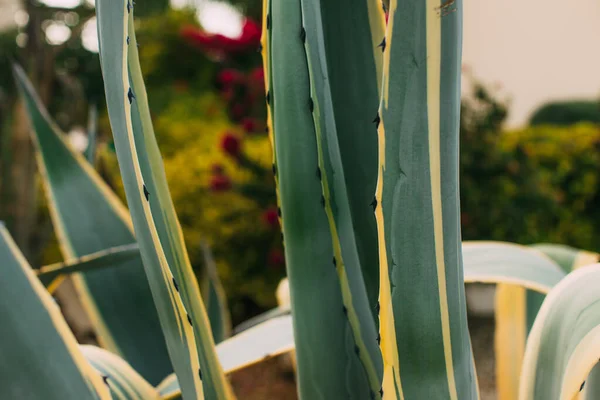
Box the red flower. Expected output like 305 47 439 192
231 103 246 120
209 174 231 192
218 69 242 87
220 132 242 158
249 67 265 88
180 18 261 56
211 163 224 174
221 87 235 102
241 117 257 133
268 249 285 266
262 207 279 228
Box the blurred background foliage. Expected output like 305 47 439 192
1 0 599 325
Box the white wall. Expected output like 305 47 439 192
463 0 600 127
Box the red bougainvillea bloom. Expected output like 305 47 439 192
180 18 261 56
249 67 265 88
268 249 285 266
211 163 224 174
231 104 246 120
218 69 242 86
220 132 242 157
209 174 231 192
262 207 279 228
241 117 257 133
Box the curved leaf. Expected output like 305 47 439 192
0 224 110 400
519 264 600 400
200 241 231 344
82 345 160 400
13 63 171 385
462 242 565 292
97 1 232 398
38 244 140 288
531 243 599 273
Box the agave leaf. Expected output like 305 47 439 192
82 345 161 400
266 0 384 396
530 243 600 273
519 264 600 399
301 0 384 391
38 243 140 288
96 1 232 398
157 374 181 400
86 104 98 164
200 241 231 344
461 241 566 400
377 0 477 397
0 223 110 400
306 0 386 318
232 306 290 335
13 63 171 385
491 243 600 400
462 242 565 291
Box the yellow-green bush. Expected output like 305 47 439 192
461 123 600 251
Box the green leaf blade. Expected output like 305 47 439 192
377 0 476 398
0 224 110 400
13 63 171 385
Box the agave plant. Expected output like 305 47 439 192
4 0 600 399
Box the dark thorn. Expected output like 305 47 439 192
309 98 314 112
258 43 263 53
354 345 360 355
143 184 149 201
372 113 380 128
199 368 203 380
272 164 277 175
136 43 140 48
187 314 193 326
126 36 130 45
370 197 377 211
379 388 383 397
316 167 321 180
378 37 386 52
102 375 109 385
266 90 271 105
262 353 271 360
580 381 586 392
172 277 179 292
266 15 271 30
333 257 337 268
375 301 380 313
376 333 381 345
381 0 387 13
342 306 347 315
300 27 306 43
320 195 325 207
265 125 269 134
277 207 282 217
127 88 135 104
126 1 131 13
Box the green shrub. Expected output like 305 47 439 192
529 100 600 126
